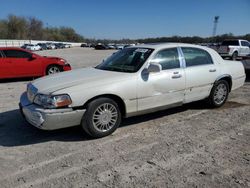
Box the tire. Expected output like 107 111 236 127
46 65 61 75
81 98 121 138
232 51 238 60
207 80 229 108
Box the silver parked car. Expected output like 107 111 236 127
20 43 246 138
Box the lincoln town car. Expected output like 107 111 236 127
19 43 246 138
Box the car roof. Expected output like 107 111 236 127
0 47 27 50
131 42 211 51
0 47 35 54
223 39 249 42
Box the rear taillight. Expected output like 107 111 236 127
227 47 230 52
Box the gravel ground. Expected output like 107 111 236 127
0 47 249 188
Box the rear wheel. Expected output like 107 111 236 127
207 80 229 107
81 98 121 138
46 65 61 75
232 51 238 60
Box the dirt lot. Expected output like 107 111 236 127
0 47 250 188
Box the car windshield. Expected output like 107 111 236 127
95 48 154 73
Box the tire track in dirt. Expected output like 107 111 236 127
1 99 250 187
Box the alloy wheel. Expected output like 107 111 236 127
92 103 118 132
213 83 228 105
48 66 60 75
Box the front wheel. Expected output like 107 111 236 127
81 98 121 138
46 65 61 75
207 80 229 108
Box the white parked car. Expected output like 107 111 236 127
25 44 41 51
64 44 71 48
19 43 246 138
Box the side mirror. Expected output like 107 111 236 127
147 63 162 73
29 54 36 60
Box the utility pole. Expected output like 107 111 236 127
212 16 219 36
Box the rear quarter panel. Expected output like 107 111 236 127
220 60 246 90
206 48 245 91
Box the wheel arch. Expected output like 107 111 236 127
231 50 238 59
232 50 238 54
215 74 232 92
82 94 127 117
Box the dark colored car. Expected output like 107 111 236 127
80 43 88 47
0 47 71 79
94 44 109 50
55 43 65 49
37 43 48 50
89 44 95 48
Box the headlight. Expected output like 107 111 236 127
60 59 67 64
27 83 38 102
34 94 72 108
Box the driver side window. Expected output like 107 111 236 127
2 50 31 58
152 48 180 70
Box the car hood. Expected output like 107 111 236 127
32 67 130 94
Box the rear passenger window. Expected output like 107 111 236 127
152 48 180 70
2 50 31 58
221 40 239 46
0 51 2 58
182 47 213 67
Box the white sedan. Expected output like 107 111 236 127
25 44 41 51
20 43 246 138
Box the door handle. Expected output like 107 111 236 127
209 69 216 72
172 74 182 79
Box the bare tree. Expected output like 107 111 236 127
27 17 44 40
6 14 28 39
0 20 8 39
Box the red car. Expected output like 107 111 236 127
0 47 71 79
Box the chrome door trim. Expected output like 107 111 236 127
177 47 185 68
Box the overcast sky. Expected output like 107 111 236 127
1 0 249 39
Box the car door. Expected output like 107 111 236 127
181 47 219 103
2 49 43 77
0 50 13 78
240 41 250 56
137 48 185 111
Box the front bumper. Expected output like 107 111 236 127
19 92 85 130
63 64 72 71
